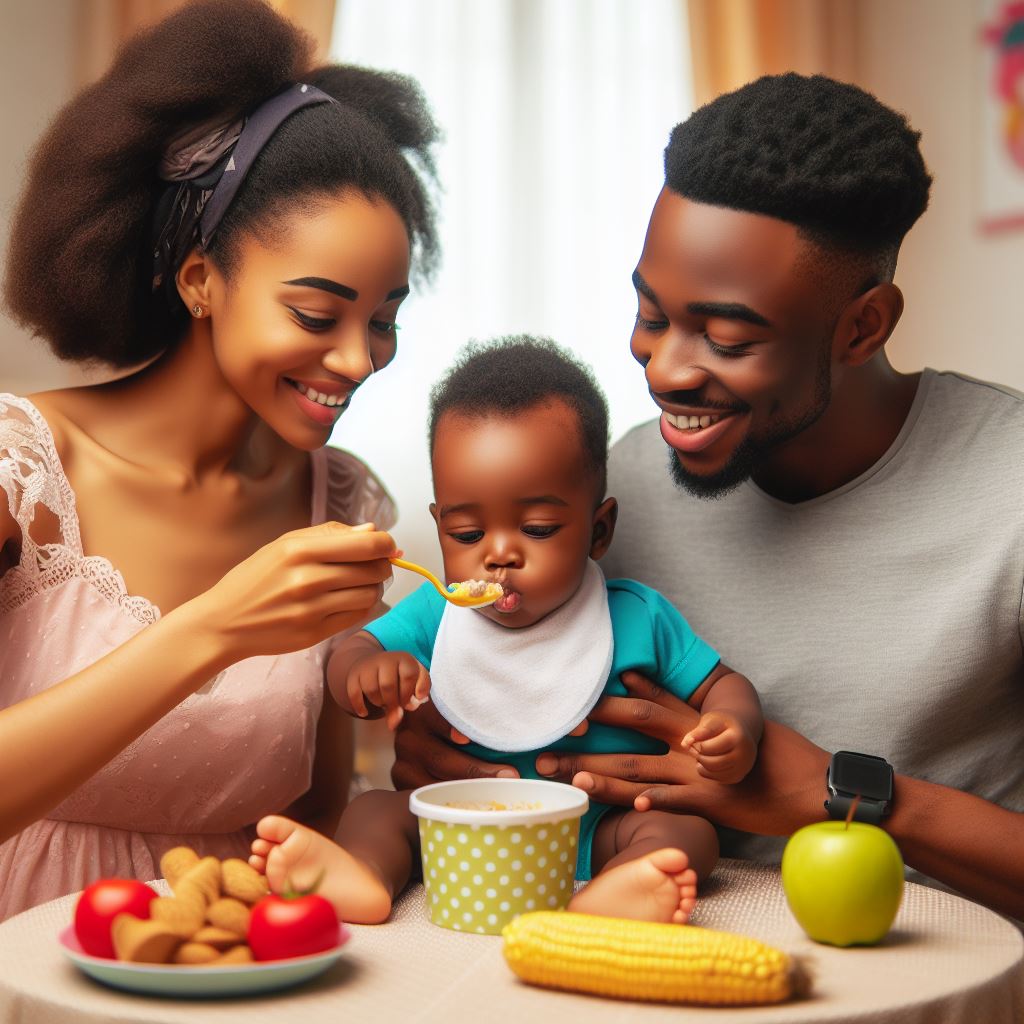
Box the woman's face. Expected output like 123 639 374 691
200 193 411 450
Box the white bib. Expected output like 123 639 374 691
429 559 613 752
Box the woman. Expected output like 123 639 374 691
0 0 438 920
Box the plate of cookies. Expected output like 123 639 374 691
59 847 350 998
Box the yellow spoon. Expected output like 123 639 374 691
389 557 503 608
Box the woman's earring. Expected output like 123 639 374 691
192 304 204 317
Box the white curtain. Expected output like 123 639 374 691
330 0 693 597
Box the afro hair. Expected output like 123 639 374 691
665 73 931 258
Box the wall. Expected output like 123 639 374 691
858 0 1024 389
0 1 80 395
4 2 1023 393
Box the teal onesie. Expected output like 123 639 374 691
365 577 720 879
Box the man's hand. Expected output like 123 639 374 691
534 670 828 837
392 701 518 790
682 710 758 783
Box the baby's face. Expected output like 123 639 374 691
431 401 606 629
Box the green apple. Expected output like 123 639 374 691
781 821 904 946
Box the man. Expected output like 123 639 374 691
393 74 1024 920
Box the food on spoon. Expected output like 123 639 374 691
447 579 504 603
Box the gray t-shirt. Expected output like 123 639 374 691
602 369 1024 878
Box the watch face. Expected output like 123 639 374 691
830 752 893 801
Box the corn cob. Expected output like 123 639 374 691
502 912 809 1006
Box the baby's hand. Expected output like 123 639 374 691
680 711 757 783
346 651 431 731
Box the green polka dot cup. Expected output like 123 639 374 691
409 779 588 935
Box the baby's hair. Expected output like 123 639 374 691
429 336 609 498
3 0 439 368
665 73 932 284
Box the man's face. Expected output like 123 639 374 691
430 402 606 629
630 188 839 497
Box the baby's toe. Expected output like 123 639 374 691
255 814 300 843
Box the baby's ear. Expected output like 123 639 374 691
590 497 618 559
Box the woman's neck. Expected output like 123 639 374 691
87 325 289 485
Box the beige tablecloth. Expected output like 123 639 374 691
0 860 1021 1023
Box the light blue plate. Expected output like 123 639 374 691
58 924 350 998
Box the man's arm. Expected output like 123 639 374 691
534 671 1024 921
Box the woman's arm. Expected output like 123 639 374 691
0 520 395 844
534 671 1024 921
0 601 230 843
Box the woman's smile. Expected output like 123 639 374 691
282 376 351 426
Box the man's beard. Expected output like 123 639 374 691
668 345 832 500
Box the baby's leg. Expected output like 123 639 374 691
568 810 719 924
250 790 419 925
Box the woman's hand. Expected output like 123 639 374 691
535 670 829 837
190 521 397 661
391 701 518 789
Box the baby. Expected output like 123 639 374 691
249 337 763 925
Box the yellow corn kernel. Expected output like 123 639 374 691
502 912 809 1006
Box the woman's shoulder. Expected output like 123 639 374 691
0 391 69 471
0 391 78 555
320 445 397 531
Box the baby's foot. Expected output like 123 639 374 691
568 848 698 924
249 815 392 924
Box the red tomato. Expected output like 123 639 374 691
74 879 158 958
248 892 339 961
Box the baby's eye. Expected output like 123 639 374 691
450 530 484 544
521 525 560 538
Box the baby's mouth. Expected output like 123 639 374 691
492 589 522 614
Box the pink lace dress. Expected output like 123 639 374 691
0 394 395 921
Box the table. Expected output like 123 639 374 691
0 860 1021 1023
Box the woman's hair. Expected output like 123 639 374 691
3 0 440 368
429 336 610 498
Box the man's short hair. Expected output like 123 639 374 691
664 73 932 277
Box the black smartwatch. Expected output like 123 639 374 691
825 751 894 824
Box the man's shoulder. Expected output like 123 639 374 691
915 370 1024 477
927 369 1024 414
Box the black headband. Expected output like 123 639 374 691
151 83 336 297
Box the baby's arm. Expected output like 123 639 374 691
681 664 763 783
327 632 431 730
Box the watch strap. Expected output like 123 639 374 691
824 791 888 824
